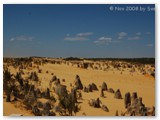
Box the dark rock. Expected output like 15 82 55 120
44 88 50 99
43 102 52 111
83 87 88 93
62 79 65 82
124 92 131 108
71 88 77 103
35 88 41 98
29 72 39 81
114 89 122 99
88 84 92 92
101 82 108 91
75 75 83 90
101 105 109 112
108 88 115 93
55 79 60 85
49 111 56 116
91 83 98 91
100 89 104 97
55 84 68 99
151 106 155 116
32 105 41 116
51 75 57 82
115 110 118 116
89 98 101 108
130 111 135 116
6 94 11 102
131 92 138 104
37 101 43 108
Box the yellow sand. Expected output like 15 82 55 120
3 62 155 116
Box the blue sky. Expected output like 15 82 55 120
3 4 155 58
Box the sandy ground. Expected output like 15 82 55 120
3 62 155 116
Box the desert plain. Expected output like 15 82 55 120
3 57 155 116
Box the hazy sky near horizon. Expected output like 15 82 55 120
3 4 155 58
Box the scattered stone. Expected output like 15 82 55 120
115 110 118 116
124 92 131 108
62 79 65 82
83 86 88 93
107 88 115 93
82 112 86 116
51 75 57 82
131 92 138 104
89 98 101 108
6 94 11 102
126 96 148 116
114 89 122 99
101 82 108 91
130 111 136 116
71 87 77 103
54 105 62 112
87 84 93 92
55 84 68 99
28 72 39 81
77 91 82 99
44 88 50 99
49 111 56 116
151 106 155 116
121 111 125 116
101 105 109 112
91 83 98 91
55 79 60 85
100 89 105 97
32 105 41 116
35 88 42 98
38 69 42 73
75 75 83 90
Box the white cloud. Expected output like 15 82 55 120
118 36 123 40
66 34 70 36
127 36 141 40
94 37 112 45
10 38 15 42
111 40 121 43
118 32 127 39
145 32 151 35
135 32 142 35
99 37 112 41
94 36 121 45
10 35 33 42
146 44 153 47
76 32 93 37
64 32 93 41
64 37 88 41
118 32 127 37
